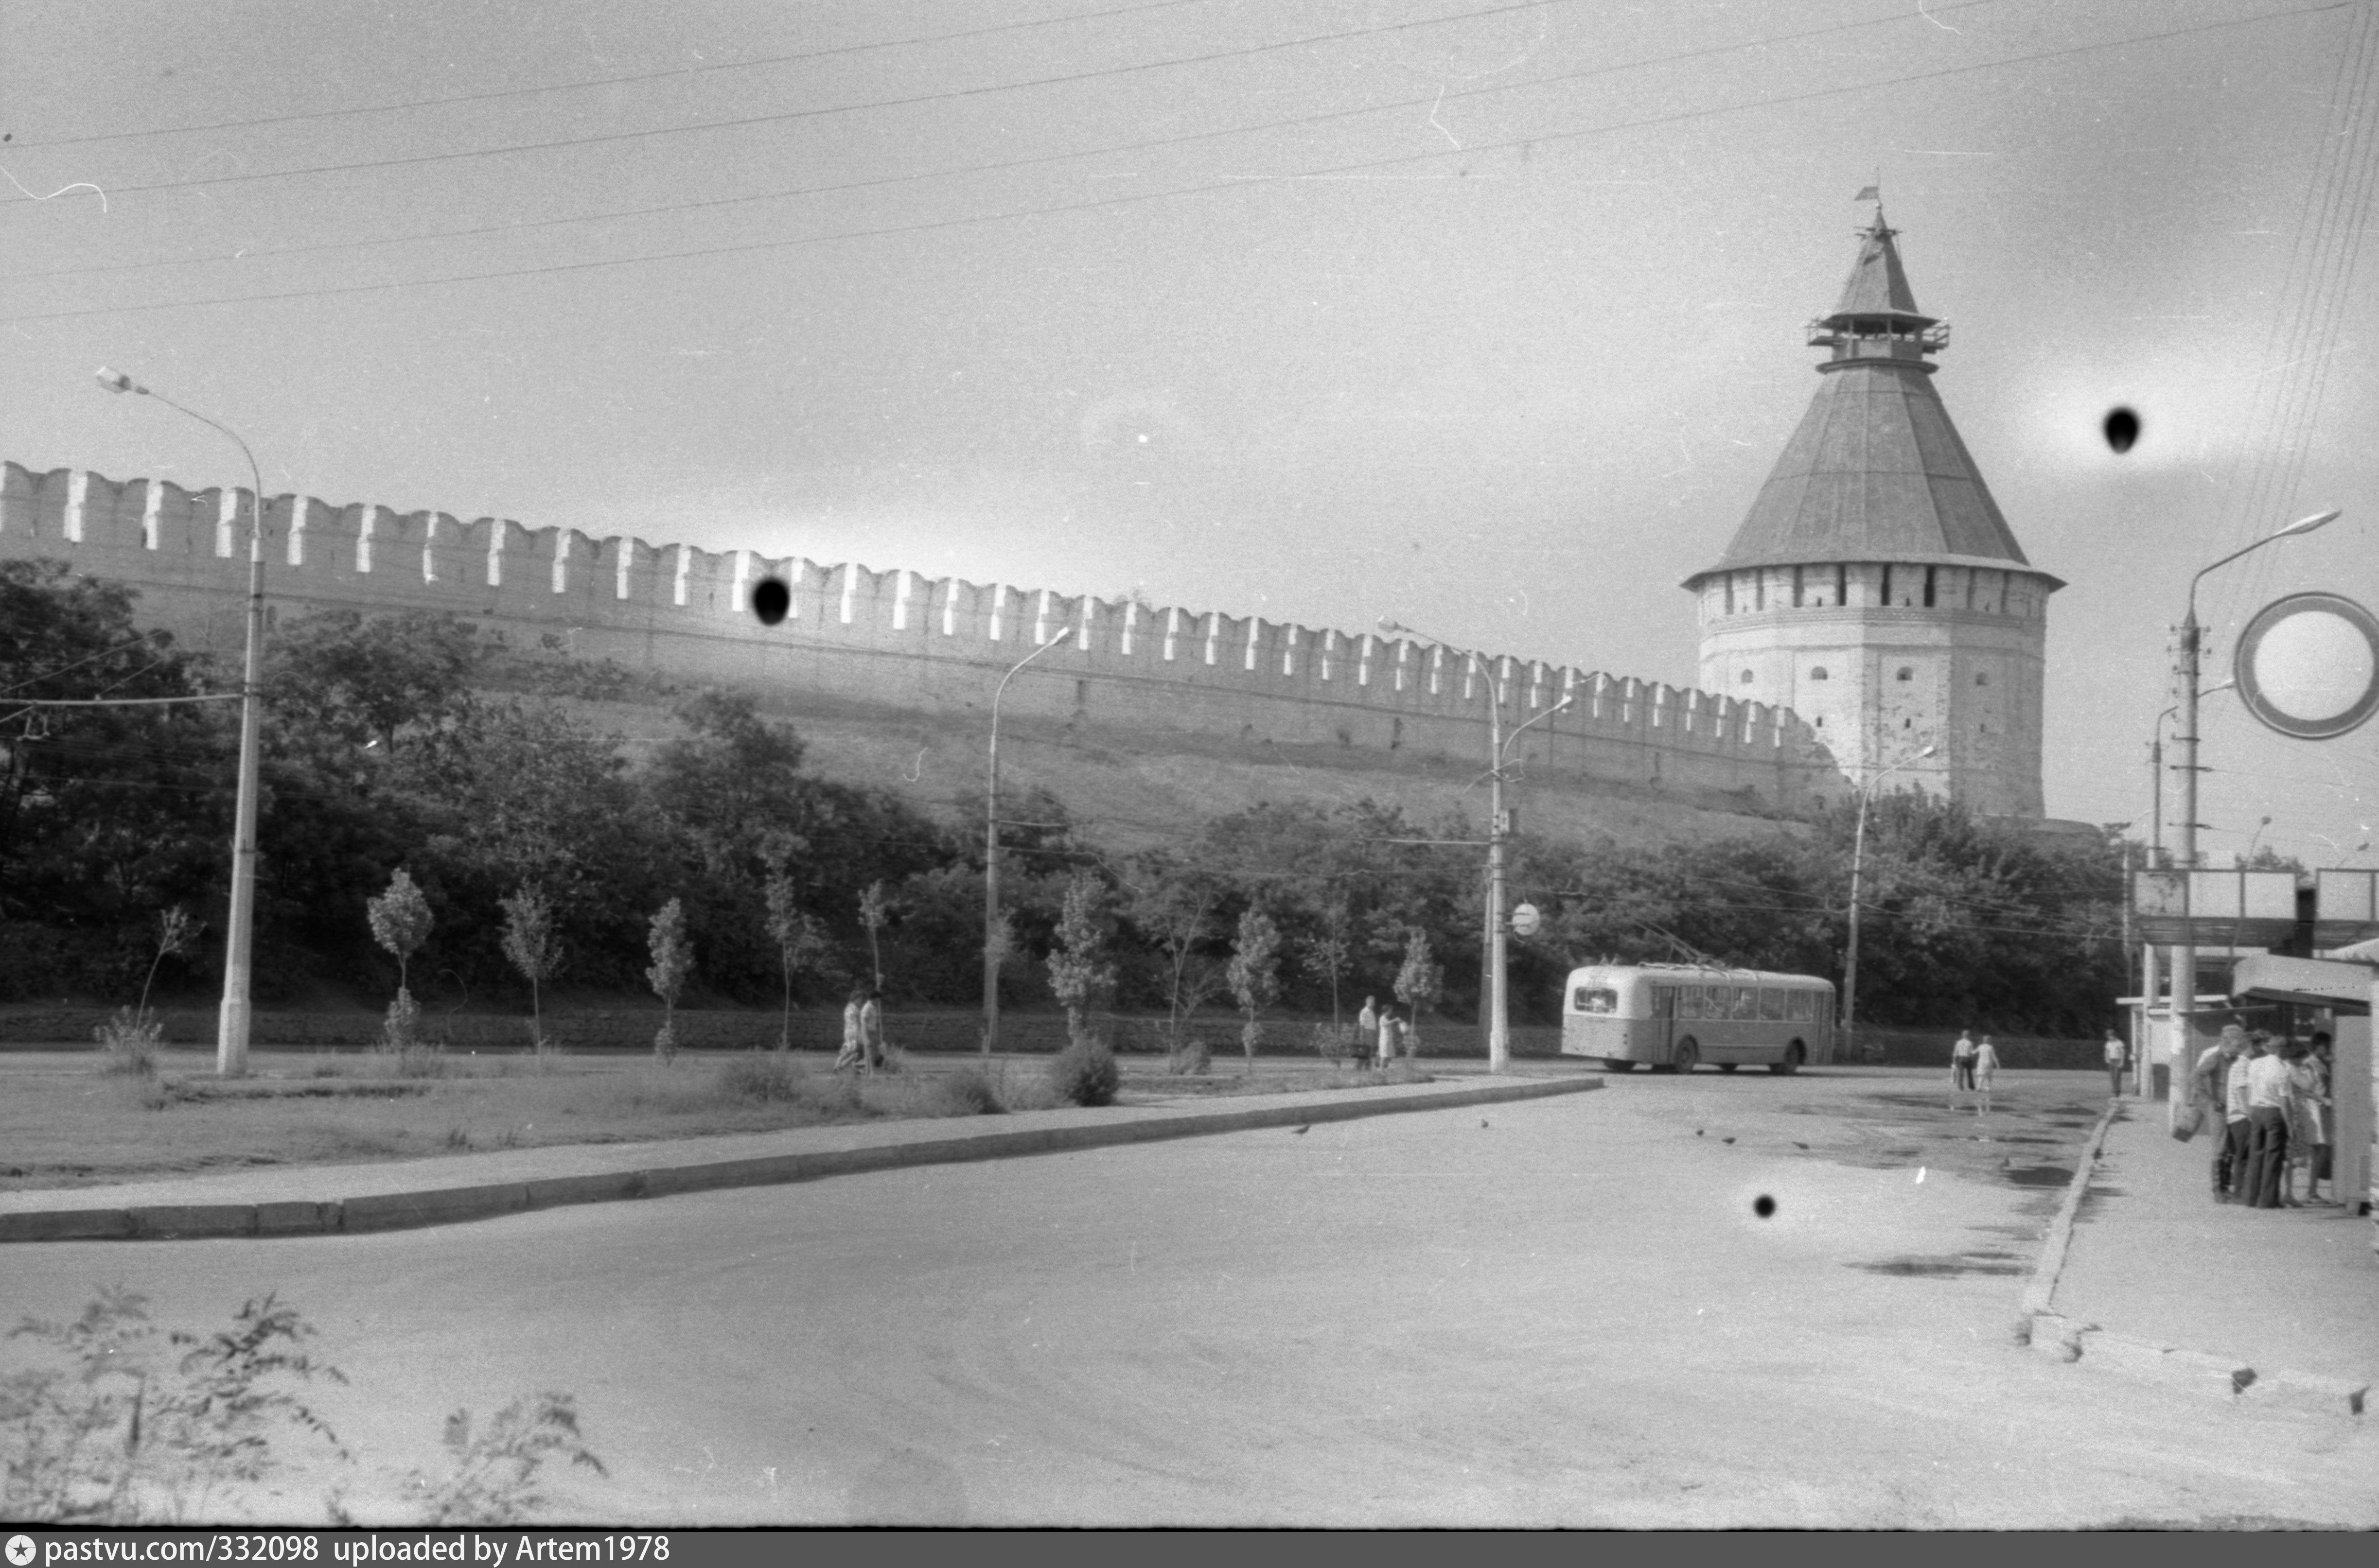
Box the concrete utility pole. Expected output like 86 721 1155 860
982 629 1067 1055
96 369 267 1079
1842 745 1934 1061
2172 508 2339 1089
1378 620 1568 1074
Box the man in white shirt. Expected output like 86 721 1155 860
2103 1030 2128 1098
2242 1032 2295 1209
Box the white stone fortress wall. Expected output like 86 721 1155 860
1 460 1847 812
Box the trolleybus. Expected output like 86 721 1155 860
1561 963 1835 1073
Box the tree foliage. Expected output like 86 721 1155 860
0 577 2133 1038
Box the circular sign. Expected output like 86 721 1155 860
1509 902 1541 938
2233 592 2379 740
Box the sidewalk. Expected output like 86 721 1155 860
2035 1098 2376 1409
0 1073 1599 1243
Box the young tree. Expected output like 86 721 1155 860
1227 906 1283 1070
498 885 564 1050
646 897 693 1062
366 870 435 1047
1046 871 1116 1051
857 880 891 993
1127 858 1225 1062
136 906 201 1019
1392 928 1443 1056
761 861 830 1051
1299 896 1356 1041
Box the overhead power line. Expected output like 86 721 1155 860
3 0 2346 326
7 0 2008 286
0 0 1586 204
5 0 1219 151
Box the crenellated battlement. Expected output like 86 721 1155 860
1 460 1848 810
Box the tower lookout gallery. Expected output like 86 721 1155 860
1686 208 2061 818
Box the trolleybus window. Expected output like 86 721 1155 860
1760 988 1786 1021
1574 986 1618 1014
1729 987 1758 1020
1788 989 1813 1021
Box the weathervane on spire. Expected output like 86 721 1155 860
1852 176 1894 239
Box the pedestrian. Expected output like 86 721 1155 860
2285 1037 2331 1205
2102 1029 2128 1099
1950 1029 1977 1104
1376 1004 1400 1071
2194 1026 2251 1200
2242 1031 2294 1209
860 985 886 1073
1972 1034 2000 1114
1358 994 1378 1039
835 985 871 1073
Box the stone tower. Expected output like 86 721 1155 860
1684 207 2059 817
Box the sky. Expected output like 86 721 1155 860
2 0 2375 869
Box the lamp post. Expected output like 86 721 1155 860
96 368 266 1079
981 627 1068 1055
2171 507 2340 1074
1841 745 1936 1061
1378 620 1570 1073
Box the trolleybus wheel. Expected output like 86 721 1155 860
1669 1039 1699 1074
1769 1042 1805 1076
1601 1058 1636 1073
1719 1063 1739 1074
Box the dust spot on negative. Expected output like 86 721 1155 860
752 577 790 626
2103 406 2140 453
1753 1194 1777 1219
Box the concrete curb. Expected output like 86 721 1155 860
0 1074 1600 1244
2019 1101 2371 1422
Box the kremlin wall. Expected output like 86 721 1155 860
0 458 1843 815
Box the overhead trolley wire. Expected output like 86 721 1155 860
8 0 2348 325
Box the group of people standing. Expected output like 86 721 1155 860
1355 996 1412 1070
2192 1024 2336 1208
1948 1030 2001 1111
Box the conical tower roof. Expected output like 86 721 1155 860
1691 211 2053 584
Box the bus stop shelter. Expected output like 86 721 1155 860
2227 948 2375 1226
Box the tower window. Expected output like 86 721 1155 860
1895 666 1913 682
1739 670 1755 684
1792 566 1805 607
1836 564 1848 605
1923 567 1937 608
1975 672 1990 687
1810 666 1829 681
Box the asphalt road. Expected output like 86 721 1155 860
8 1067 2374 1527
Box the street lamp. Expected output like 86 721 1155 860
981 627 1068 1055
1841 745 1936 1059
2171 507 2340 1071
97 368 267 1079
1378 619 1571 1073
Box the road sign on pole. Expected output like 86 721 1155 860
2234 592 2379 740
1510 902 1541 938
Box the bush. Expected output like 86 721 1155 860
1166 1033 1211 1077
92 1008 162 1077
718 1051 801 1103
1048 1038 1120 1107
928 1066 1004 1116
382 988 423 1051
652 1020 678 1064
